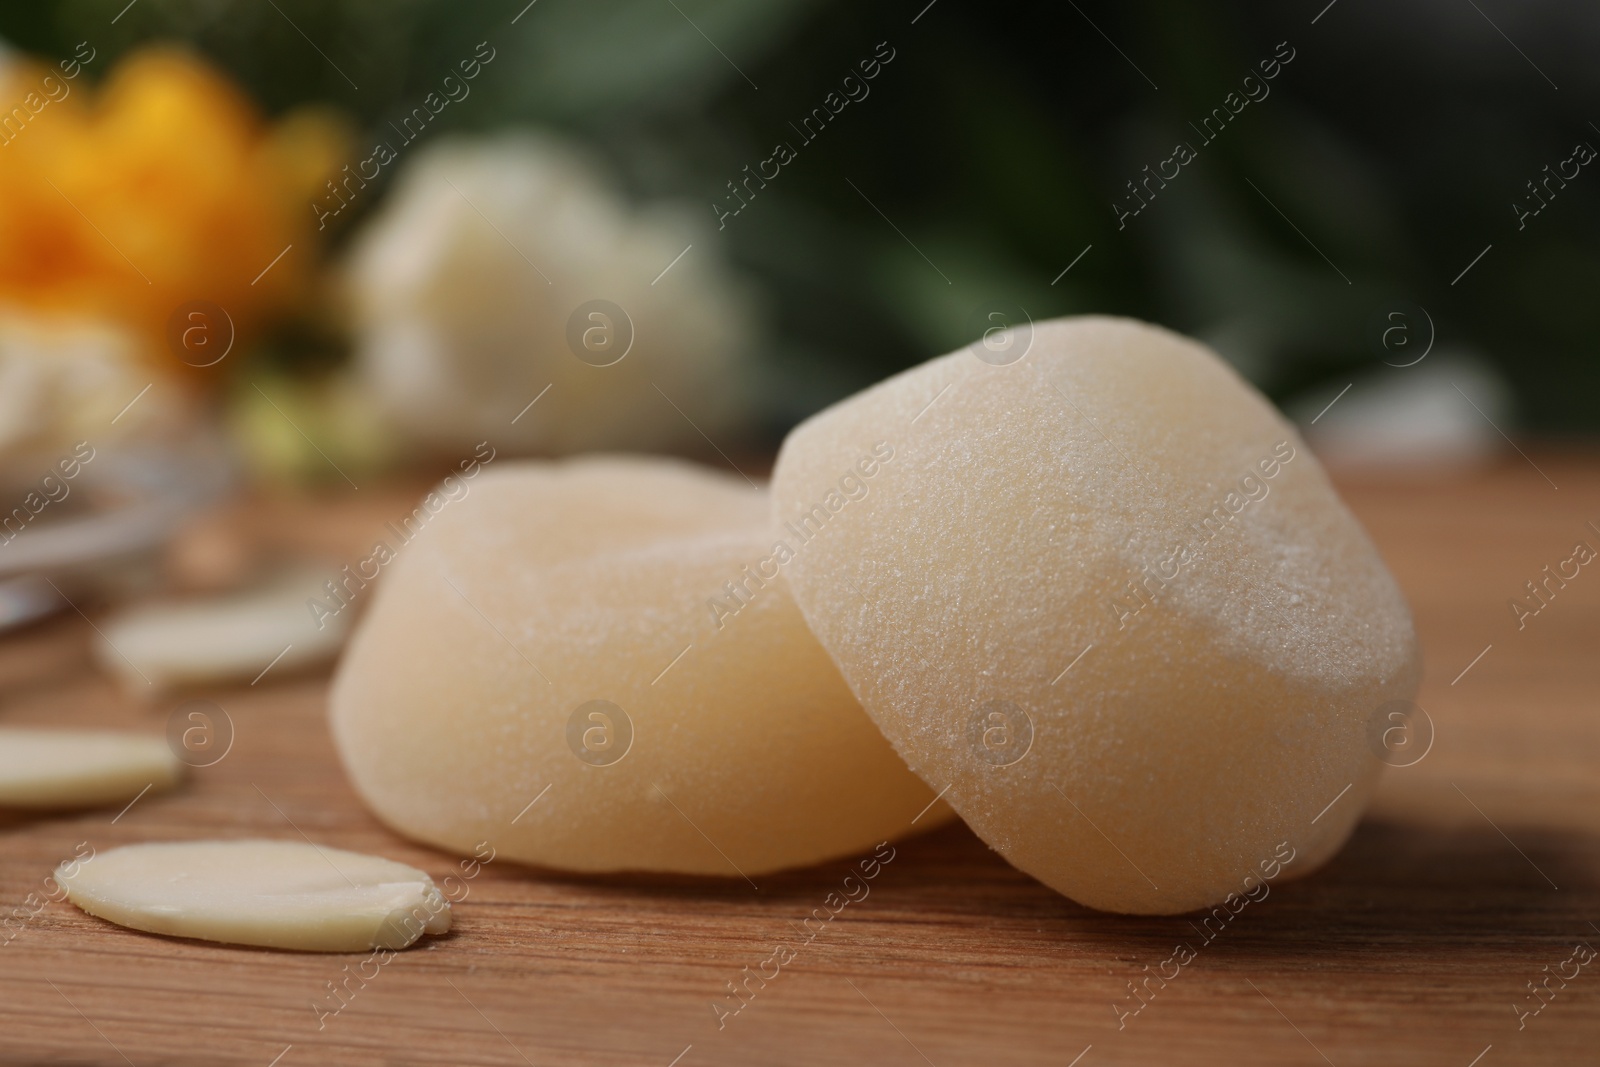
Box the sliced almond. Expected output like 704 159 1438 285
95 570 350 695
56 840 451 952
0 728 182 809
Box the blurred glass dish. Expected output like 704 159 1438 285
0 432 235 633
0 574 58 630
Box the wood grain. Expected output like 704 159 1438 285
2 457 1599 1067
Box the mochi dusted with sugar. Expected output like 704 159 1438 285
330 457 947 877
770 315 1419 914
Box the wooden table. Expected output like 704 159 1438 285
2 457 1598 1066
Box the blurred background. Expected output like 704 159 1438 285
0 0 1593 649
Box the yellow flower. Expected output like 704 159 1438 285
0 46 345 378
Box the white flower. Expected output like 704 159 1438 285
344 132 756 455
0 309 186 459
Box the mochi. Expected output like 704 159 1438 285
330 457 946 877
769 316 1420 914
56 840 449 951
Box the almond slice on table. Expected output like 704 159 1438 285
55 840 451 952
95 570 350 696
0 729 182 809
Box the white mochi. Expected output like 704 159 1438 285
330 457 947 878
770 316 1420 914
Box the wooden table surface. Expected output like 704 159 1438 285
2 456 1599 1067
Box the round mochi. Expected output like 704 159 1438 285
330 457 946 878
56 840 449 952
770 316 1420 915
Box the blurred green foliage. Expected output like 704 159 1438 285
7 0 1596 438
